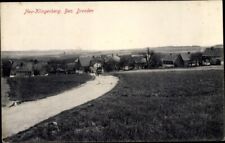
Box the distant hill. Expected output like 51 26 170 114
1 50 64 59
1 50 90 60
148 46 204 53
1 45 223 60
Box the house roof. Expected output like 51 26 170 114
161 53 180 62
79 56 92 67
180 53 191 61
131 55 147 64
104 55 120 63
112 55 120 62
203 47 223 57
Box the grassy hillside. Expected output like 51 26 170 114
4 69 224 142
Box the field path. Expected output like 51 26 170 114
2 75 118 139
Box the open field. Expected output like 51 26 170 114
5 74 93 104
4 69 224 142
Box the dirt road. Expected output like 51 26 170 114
2 75 118 139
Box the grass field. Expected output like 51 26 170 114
5 74 93 103
4 69 224 142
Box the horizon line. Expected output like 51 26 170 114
1 44 223 52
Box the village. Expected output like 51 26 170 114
1 45 224 78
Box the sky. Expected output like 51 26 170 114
1 1 223 51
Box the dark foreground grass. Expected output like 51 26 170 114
6 74 93 102
4 69 224 142
1 78 11 107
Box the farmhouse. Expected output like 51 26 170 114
131 55 147 69
189 52 203 66
161 53 183 68
202 47 223 65
78 56 93 72
180 52 192 67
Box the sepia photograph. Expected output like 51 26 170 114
1 1 224 142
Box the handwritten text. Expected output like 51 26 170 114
24 8 94 15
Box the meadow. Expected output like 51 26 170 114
4 69 224 142
5 74 93 103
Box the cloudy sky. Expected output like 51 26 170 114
1 1 223 51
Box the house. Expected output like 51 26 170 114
111 55 121 63
10 61 34 77
181 52 203 67
189 52 203 66
103 55 121 72
180 52 192 67
103 54 121 63
131 55 147 69
161 53 183 68
202 47 223 65
78 56 93 72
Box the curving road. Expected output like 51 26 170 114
2 75 118 139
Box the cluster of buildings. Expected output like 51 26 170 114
2 46 223 77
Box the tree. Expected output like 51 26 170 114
148 52 162 68
2 60 13 77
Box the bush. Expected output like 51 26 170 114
2 60 12 77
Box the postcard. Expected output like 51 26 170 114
1 1 224 142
